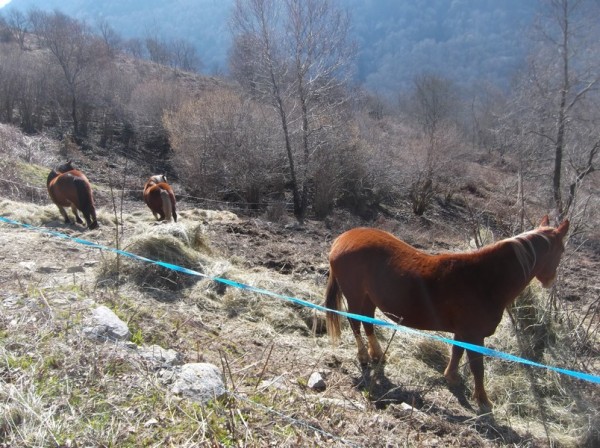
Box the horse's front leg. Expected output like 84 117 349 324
466 338 493 412
444 338 465 386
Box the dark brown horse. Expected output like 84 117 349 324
325 216 569 410
143 174 177 222
47 161 98 230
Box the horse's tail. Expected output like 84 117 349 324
169 190 178 222
75 178 98 229
160 189 173 221
325 269 342 343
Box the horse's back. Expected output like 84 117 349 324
329 227 456 330
144 182 170 204
144 180 176 219
330 228 424 272
48 170 93 206
329 228 423 294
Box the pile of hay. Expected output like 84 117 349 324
99 223 211 293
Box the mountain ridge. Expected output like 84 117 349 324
3 0 538 92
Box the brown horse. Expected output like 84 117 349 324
47 161 98 230
143 174 177 222
325 216 569 410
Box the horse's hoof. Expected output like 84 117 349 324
444 371 461 387
370 354 386 365
357 352 370 366
474 394 493 413
478 401 493 414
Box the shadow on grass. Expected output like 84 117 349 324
353 362 528 446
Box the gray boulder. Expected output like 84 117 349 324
82 305 131 342
171 363 226 403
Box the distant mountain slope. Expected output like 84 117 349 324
3 0 537 92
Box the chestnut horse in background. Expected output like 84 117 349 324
325 216 569 410
143 174 177 222
47 161 98 230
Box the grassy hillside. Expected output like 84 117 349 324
1 124 599 447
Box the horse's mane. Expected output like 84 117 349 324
502 229 552 279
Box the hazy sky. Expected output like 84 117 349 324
0 0 12 7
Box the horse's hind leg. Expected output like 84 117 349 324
70 205 84 225
82 209 98 230
348 318 370 366
57 206 72 224
346 296 381 364
363 322 385 363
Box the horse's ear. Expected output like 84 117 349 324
557 219 570 237
539 215 550 227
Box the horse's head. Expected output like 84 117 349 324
55 160 75 174
535 216 570 288
147 174 168 186
155 174 168 183
47 161 74 186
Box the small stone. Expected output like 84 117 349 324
307 372 326 391
18 261 36 271
138 344 183 368
144 418 159 428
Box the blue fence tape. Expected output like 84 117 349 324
1 215 599 385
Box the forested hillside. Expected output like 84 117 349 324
3 0 536 90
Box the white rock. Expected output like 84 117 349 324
144 418 159 428
307 372 326 391
82 305 131 341
317 397 366 411
171 363 226 404
138 344 183 367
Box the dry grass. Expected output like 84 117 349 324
1 140 599 446
2 201 599 447
97 222 212 293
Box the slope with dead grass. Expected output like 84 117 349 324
1 125 599 446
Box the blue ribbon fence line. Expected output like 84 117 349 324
1 215 599 385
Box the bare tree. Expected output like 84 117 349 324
170 38 202 72
145 36 171 66
230 0 354 222
123 37 145 59
409 73 459 139
96 17 122 57
403 73 464 215
5 9 29 50
527 0 600 218
29 10 109 137
164 88 283 204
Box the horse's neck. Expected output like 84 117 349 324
511 231 551 277
476 232 549 303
